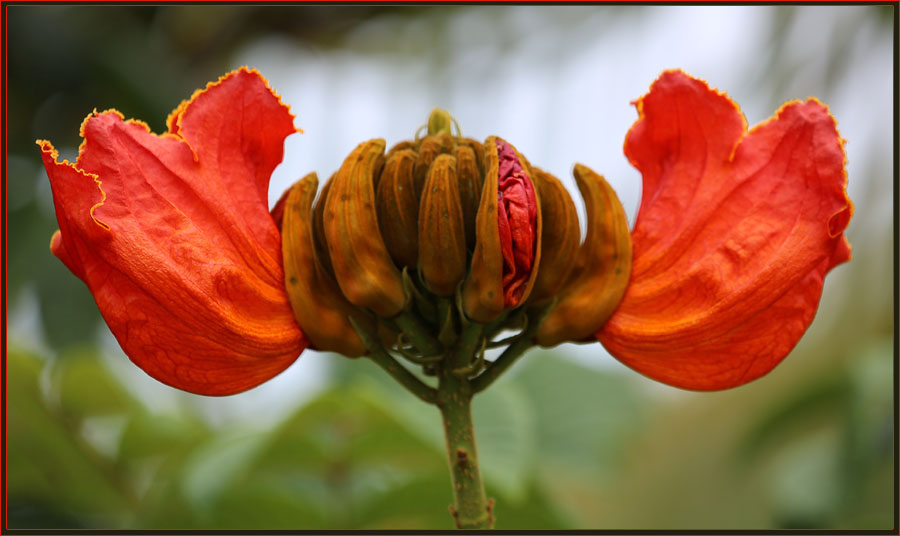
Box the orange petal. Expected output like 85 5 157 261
598 70 853 390
38 68 306 396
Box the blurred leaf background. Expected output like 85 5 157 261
6 6 894 529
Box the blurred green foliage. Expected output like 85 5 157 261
6 5 894 529
7 339 892 528
6 346 587 528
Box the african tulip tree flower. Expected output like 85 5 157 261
39 67 852 396
40 67 850 529
38 69 307 396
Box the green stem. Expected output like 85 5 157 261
470 330 534 394
373 312 496 528
394 310 443 356
453 323 484 369
471 304 554 394
437 365 493 529
367 349 437 404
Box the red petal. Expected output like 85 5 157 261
496 140 537 307
39 68 306 396
599 70 853 390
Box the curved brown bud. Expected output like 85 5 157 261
324 139 405 318
312 174 335 276
387 140 416 156
377 149 419 268
527 168 580 305
463 137 541 322
536 164 632 347
455 144 483 249
413 134 456 198
458 137 485 177
462 137 504 322
282 173 373 357
419 154 467 296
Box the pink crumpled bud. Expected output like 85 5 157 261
496 139 538 307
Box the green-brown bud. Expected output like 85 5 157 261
526 168 580 305
312 174 335 276
413 134 456 198
419 154 467 296
281 173 373 357
454 143 483 249
536 164 632 347
427 108 454 136
324 139 406 318
377 149 419 268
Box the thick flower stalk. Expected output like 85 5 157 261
40 68 851 529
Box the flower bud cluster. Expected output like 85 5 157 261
281 109 632 363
